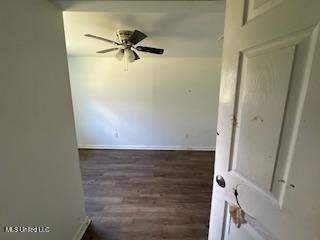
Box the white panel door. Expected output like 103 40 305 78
209 0 320 240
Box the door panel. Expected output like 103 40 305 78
244 0 283 23
231 45 295 192
209 1 320 240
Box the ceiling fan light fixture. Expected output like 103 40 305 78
84 29 164 67
115 49 124 61
125 49 135 63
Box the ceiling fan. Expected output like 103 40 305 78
84 30 164 63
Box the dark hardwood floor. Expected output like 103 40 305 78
79 149 214 240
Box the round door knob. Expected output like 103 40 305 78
216 175 226 188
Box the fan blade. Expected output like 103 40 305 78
97 48 119 54
115 49 124 61
133 50 140 60
128 30 147 45
135 46 164 55
84 34 119 45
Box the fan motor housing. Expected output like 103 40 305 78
116 30 133 44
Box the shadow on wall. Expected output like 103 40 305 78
69 57 221 150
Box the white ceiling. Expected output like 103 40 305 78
61 1 225 58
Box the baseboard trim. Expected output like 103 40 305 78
78 144 215 151
72 216 91 240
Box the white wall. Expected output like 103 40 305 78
0 1 87 240
68 57 221 150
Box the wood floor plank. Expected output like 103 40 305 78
80 149 214 240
